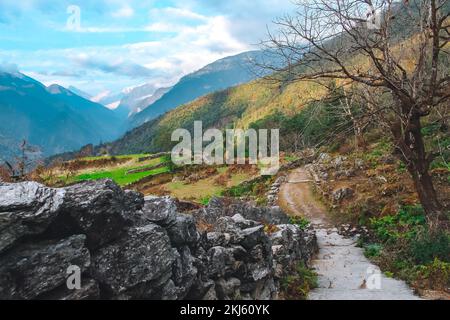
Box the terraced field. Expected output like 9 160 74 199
56 154 170 187
44 154 261 203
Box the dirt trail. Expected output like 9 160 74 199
278 167 421 300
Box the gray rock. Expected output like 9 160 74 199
90 224 176 297
254 277 277 300
0 180 319 301
48 179 142 250
215 277 241 300
172 246 198 299
0 235 90 299
215 217 245 243
270 224 317 276
205 232 231 249
240 226 266 250
231 214 260 229
0 182 65 254
141 196 177 227
332 187 354 202
333 156 347 169
160 280 178 300
206 246 236 279
230 204 290 225
354 158 365 169
317 153 331 163
41 279 100 300
167 214 199 247
202 285 218 300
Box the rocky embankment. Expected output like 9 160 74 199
0 179 317 300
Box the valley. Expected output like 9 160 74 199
0 0 448 303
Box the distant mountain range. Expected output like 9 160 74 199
0 71 123 161
128 50 271 128
0 50 275 161
113 84 172 119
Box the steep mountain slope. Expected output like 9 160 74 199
67 86 92 100
114 84 172 119
109 76 325 155
91 90 125 110
46 84 123 140
0 72 123 160
128 50 272 128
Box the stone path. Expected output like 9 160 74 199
278 167 421 300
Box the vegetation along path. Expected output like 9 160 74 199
278 167 421 300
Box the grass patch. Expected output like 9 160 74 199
73 166 169 186
80 153 150 161
166 180 223 201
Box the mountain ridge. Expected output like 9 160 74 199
128 50 272 128
0 72 124 161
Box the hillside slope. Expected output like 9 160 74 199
110 76 325 155
0 72 123 160
128 50 276 128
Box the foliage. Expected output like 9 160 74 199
223 176 272 198
289 216 311 231
410 230 450 265
366 205 450 291
199 196 212 206
364 243 383 258
161 154 177 173
412 258 450 291
249 86 348 151
369 205 426 244
74 166 169 187
281 263 318 300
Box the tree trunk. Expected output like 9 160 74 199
401 116 446 230
408 166 445 229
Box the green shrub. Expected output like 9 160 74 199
161 154 177 173
370 205 426 243
413 258 450 291
199 196 212 206
410 230 450 265
225 184 252 197
281 263 318 300
364 243 383 258
290 216 310 230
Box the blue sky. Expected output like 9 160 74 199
0 0 296 97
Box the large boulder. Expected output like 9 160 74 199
199 197 290 225
172 246 198 299
141 196 178 227
90 223 176 298
46 179 143 250
0 182 65 254
166 214 199 247
0 235 90 299
40 279 100 300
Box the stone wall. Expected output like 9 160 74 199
0 179 317 300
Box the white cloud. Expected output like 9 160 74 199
151 7 208 21
1 1 285 94
112 5 134 18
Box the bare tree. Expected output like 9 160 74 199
337 88 369 150
263 0 450 227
